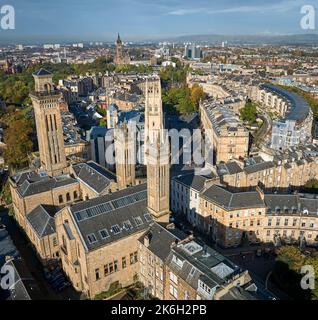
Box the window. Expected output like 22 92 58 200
130 251 138 265
58 195 63 204
95 268 100 281
87 233 97 244
284 219 288 226
184 291 190 300
268 219 272 227
99 229 109 239
109 262 114 274
66 192 71 202
123 220 133 231
114 260 118 272
111 225 121 234
267 230 271 236
169 284 178 298
122 257 127 269
52 237 58 246
169 272 178 284
133 216 143 226
199 280 211 295
144 214 152 222
73 191 78 199
104 264 109 276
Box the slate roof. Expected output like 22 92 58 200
69 184 152 251
26 205 57 238
173 174 209 192
202 185 265 210
219 286 258 300
16 173 78 197
264 194 299 214
138 223 187 261
217 161 243 176
264 194 318 216
244 161 275 174
72 161 115 194
166 240 241 293
4 259 43 300
261 84 310 122
32 68 52 76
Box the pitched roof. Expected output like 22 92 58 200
166 240 241 293
69 184 152 251
26 205 57 238
138 223 186 261
72 161 115 194
4 259 43 300
173 174 209 192
16 174 78 197
32 68 52 76
202 185 265 210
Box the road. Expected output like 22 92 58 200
253 108 272 146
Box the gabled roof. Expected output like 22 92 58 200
26 205 57 238
138 223 186 261
32 68 52 76
16 173 78 197
72 161 115 194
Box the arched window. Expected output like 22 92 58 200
66 192 71 202
73 191 78 199
58 195 63 204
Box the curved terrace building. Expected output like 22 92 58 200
260 84 313 150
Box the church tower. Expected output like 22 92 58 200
114 33 130 65
114 122 136 189
30 69 68 177
114 33 123 65
144 76 164 145
145 76 170 222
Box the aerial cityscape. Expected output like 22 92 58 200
0 0 318 306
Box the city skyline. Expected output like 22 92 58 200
0 0 317 44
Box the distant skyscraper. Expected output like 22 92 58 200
184 44 202 60
30 69 68 177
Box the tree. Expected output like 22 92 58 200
4 117 33 170
190 84 207 109
276 246 305 271
240 101 257 124
304 179 318 189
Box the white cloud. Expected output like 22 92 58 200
166 0 306 16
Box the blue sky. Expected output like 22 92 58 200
1 0 317 42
